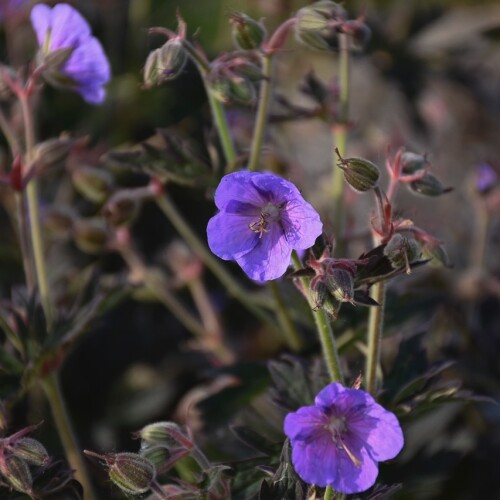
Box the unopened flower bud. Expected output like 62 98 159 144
337 153 380 192
108 453 155 495
73 218 108 255
140 446 171 469
45 206 75 238
422 241 451 267
11 438 49 466
384 233 421 273
72 166 114 204
324 267 355 303
295 1 346 50
144 39 187 88
104 193 139 227
230 12 267 50
409 173 450 196
400 151 428 174
210 74 256 105
310 276 329 309
0 455 33 494
33 136 73 169
138 422 192 451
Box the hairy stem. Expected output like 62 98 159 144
41 372 96 500
248 55 273 172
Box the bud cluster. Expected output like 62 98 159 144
0 426 50 496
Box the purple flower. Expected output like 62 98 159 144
30 3 110 104
475 162 497 193
284 383 404 494
207 171 323 281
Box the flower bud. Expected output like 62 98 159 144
337 154 380 192
310 276 329 310
139 446 171 469
210 74 256 105
384 233 421 273
73 218 108 255
400 151 427 174
45 206 75 238
104 193 139 227
138 422 192 451
324 267 355 303
72 166 114 204
0 455 33 494
409 173 450 196
422 241 451 268
33 136 73 169
11 438 49 466
295 1 346 51
144 39 188 88
230 12 267 50
108 453 155 495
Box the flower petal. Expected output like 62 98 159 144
284 406 326 442
236 224 291 281
290 434 340 487
251 173 301 203
46 3 91 50
281 197 323 249
207 211 258 261
214 171 266 210
30 4 52 45
314 382 346 408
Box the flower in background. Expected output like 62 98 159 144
284 382 404 494
207 171 322 281
30 3 110 104
475 162 497 194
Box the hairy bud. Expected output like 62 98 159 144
104 193 139 227
384 233 421 273
0 455 33 494
337 153 380 192
33 136 73 169
73 218 108 255
324 267 355 303
210 73 256 105
72 166 114 204
230 12 267 50
108 453 155 495
11 438 49 466
400 151 428 174
409 173 450 196
138 422 192 451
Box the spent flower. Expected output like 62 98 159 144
207 171 323 281
284 382 404 494
30 3 111 104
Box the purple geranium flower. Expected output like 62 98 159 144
284 383 404 494
207 171 323 281
30 3 110 104
475 162 497 193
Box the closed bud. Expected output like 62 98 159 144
33 136 73 169
230 12 267 50
400 151 428 174
138 422 192 451
45 206 75 238
140 446 171 469
108 453 155 495
409 173 450 196
210 74 256 105
310 276 329 309
143 48 162 88
384 233 421 273
0 455 33 494
422 241 451 268
12 438 49 466
158 39 187 81
104 193 139 227
324 267 355 303
72 166 114 204
73 218 108 255
337 153 380 192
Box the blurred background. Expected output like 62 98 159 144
1 0 500 498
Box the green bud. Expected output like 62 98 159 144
72 166 114 204
422 241 451 268
144 39 188 88
34 136 73 168
138 422 192 451
409 173 450 196
108 453 155 495
12 437 49 466
0 455 33 494
45 206 75 238
143 48 162 88
230 12 267 50
139 446 171 469
104 193 139 227
324 267 355 303
337 154 380 192
73 218 108 255
310 277 329 310
400 151 428 174
210 74 256 105
384 233 421 273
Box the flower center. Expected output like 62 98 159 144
248 203 282 238
326 415 362 468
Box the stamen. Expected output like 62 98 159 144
249 212 271 238
339 439 362 468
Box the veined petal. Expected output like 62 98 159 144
291 434 340 487
314 382 346 408
251 173 302 204
284 406 327 442
236 224 291 281
281 197 323 249
214 171 266 210
47 3 91 50
30 4 51 45
207 211 258 261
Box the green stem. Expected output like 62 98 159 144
365 281 386 394
248 55 273 172
269 280 302 352
331 33 350 251
155 195 277 329
180 40 236 170
292 251 343 382
19 92 53 330
324 486 334 500
41 372 96 500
